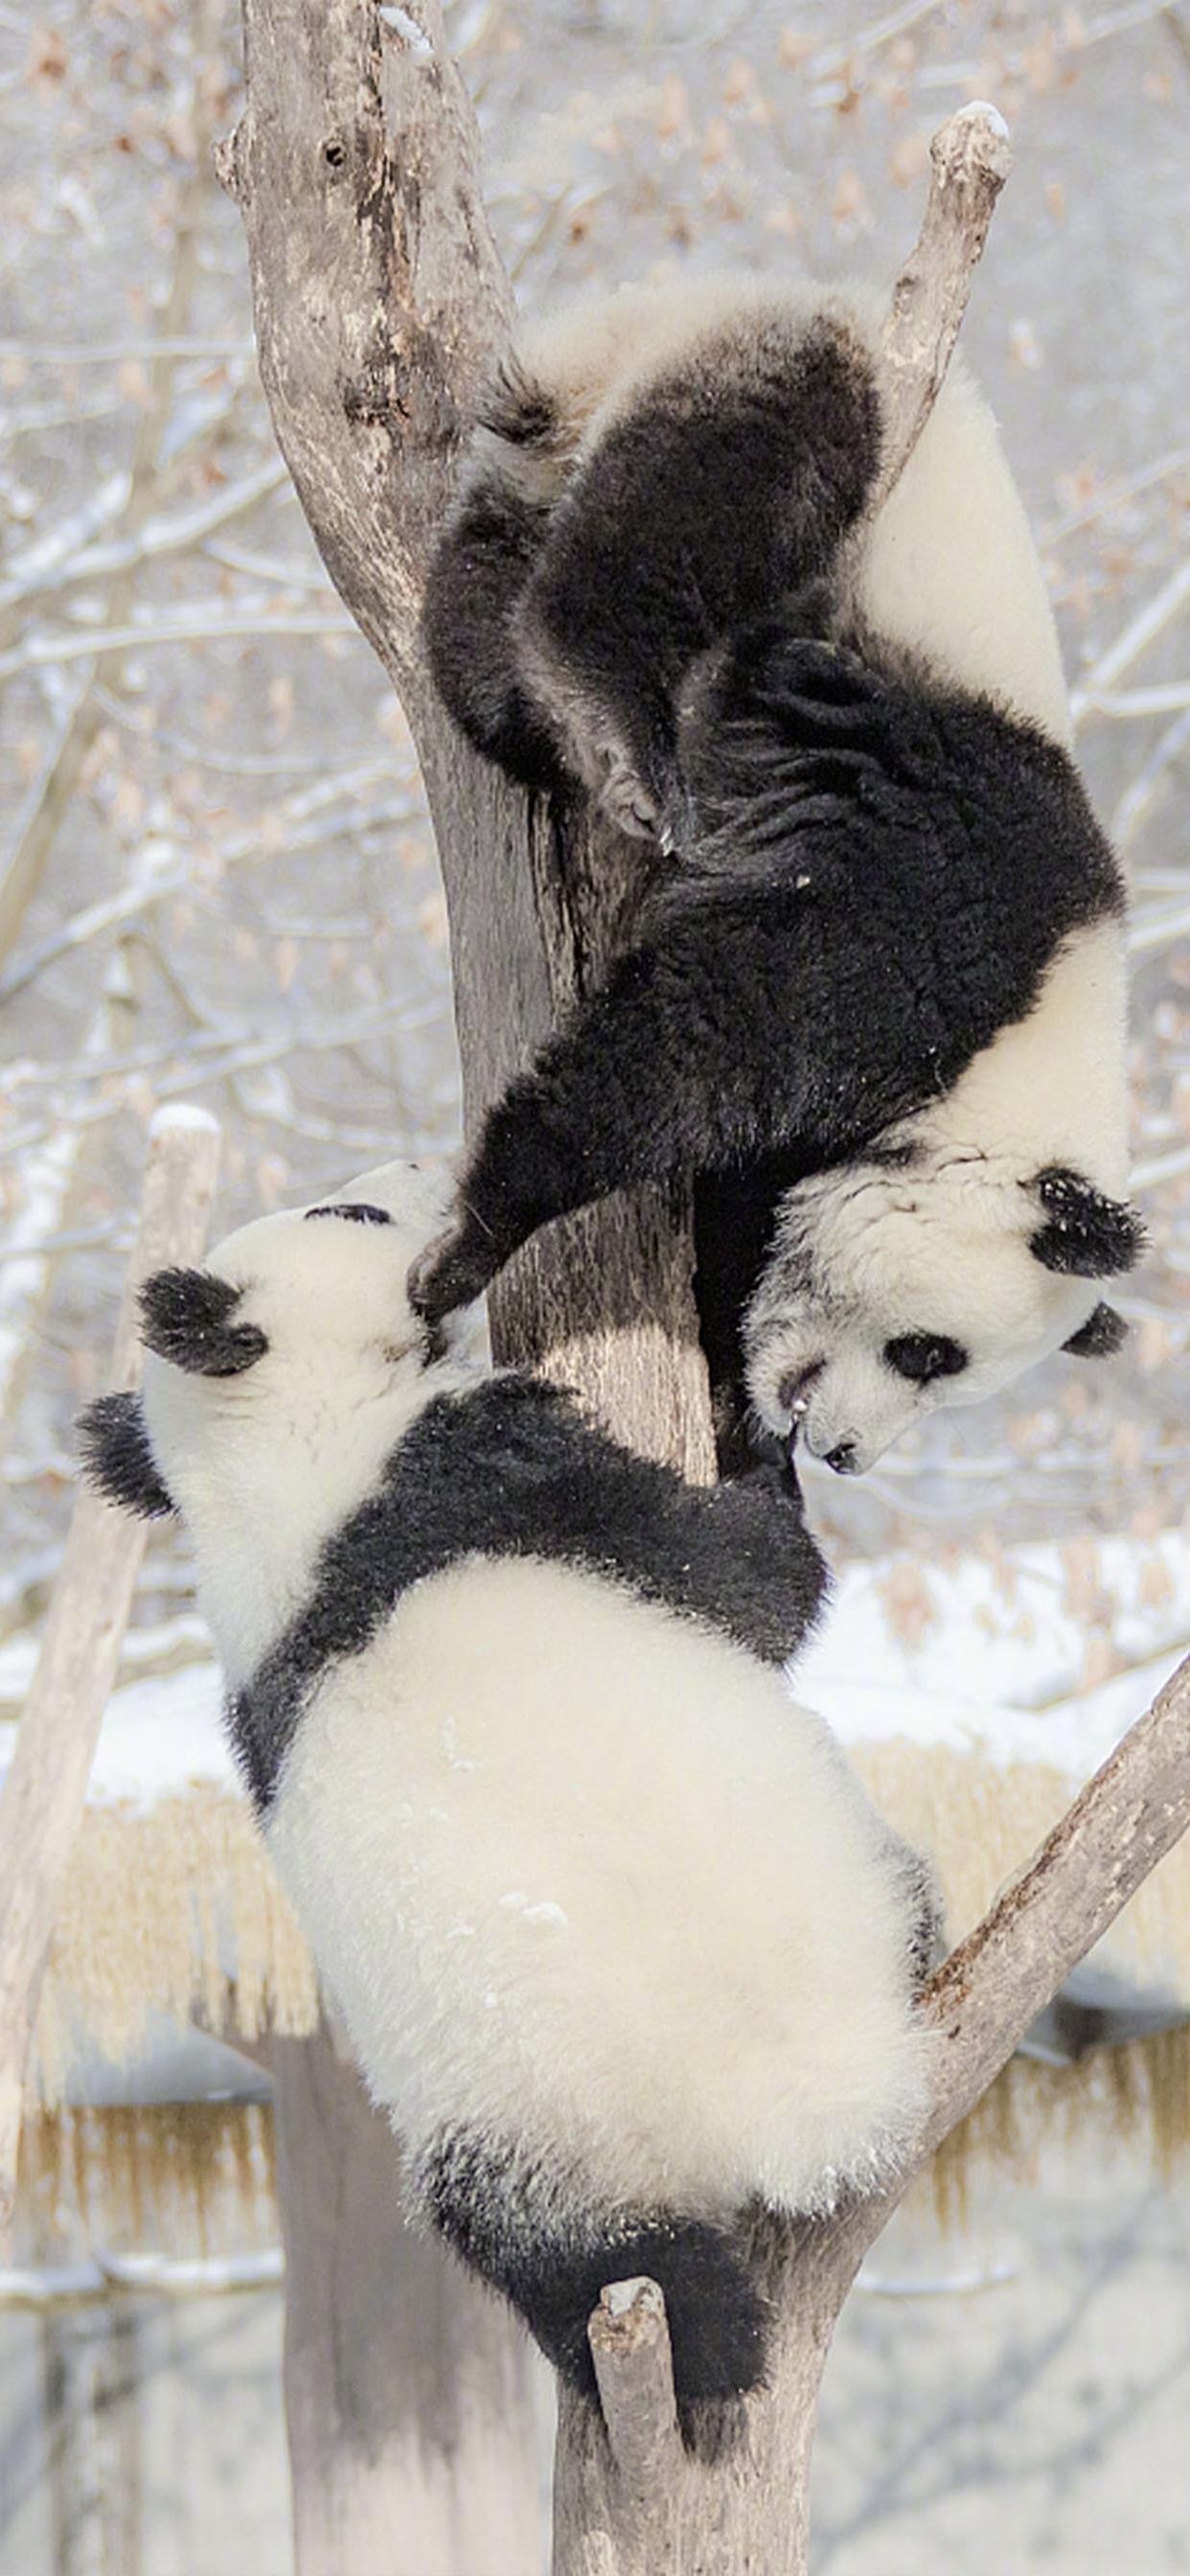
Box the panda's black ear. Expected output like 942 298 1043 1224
1027 1168 1146 1280
140 1267 268 1377
1062 1301 1129 1360
77 1391 176 1520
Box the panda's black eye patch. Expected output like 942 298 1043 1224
305 1202 392 1227
883 1332 969 1386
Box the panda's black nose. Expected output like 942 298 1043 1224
825 1439 858 1476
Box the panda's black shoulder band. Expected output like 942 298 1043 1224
231 1374 828 1814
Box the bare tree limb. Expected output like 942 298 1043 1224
792 1644 1190 2329
1070 555 1190 725
588 2280 683 2497
876 101 1013 502
0 107 218 972
920 1645 1190 2155
0 1106 222 2256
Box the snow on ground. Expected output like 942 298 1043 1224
2 1530 1184 1816
799 1530 1190 1779
0 1651 230 1811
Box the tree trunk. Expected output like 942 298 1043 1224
552 2227 837 2576
271 2022 551 2576
221 6 710 2553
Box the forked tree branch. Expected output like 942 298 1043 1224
219 12 1182 2570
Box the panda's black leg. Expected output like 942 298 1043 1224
694 1162 795 1480
904 1850 947 1989
409 951 710 1325
421 2132 768 2452
423 477 570 794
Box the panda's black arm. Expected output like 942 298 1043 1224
682 1459 830 1663
409 892 835 1326
694 1159 807 1477
422 475 570 794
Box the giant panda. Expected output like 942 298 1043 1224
80 1161 936 2443
416 275 1143 1477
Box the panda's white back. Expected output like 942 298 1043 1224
849 344 1071 748
510 271 1070 747
264 1552 929 2218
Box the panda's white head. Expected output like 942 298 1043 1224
80 1161 472 1681
744 1146 1143 1479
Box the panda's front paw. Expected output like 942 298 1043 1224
407 1220 500 1324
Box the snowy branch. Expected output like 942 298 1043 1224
0 1108 221 2258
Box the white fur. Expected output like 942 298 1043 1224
144 1162 930 2220
848 333 1071 748
267 1555 930 2217
744 925 1130 1470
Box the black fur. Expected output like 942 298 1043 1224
140 1268 269 1377
412 634 1123 1334
229 1371 827 1812
1028 1167 1145 1279
422 2128 769 2447
882 1332 969 1386
694 1157 802 1473
422 472 567 793
519 314 881 827
77 1389 175 1520
1062 1299 1128 1359
419 303 1133 1427
423 310 879 815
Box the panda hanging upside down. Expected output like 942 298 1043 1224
416 275 1144 1476
80 1162 937 2448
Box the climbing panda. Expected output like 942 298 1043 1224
417 276 1142 1476
80 1162 936 2442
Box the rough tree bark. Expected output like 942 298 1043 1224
218 10 1190 2570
